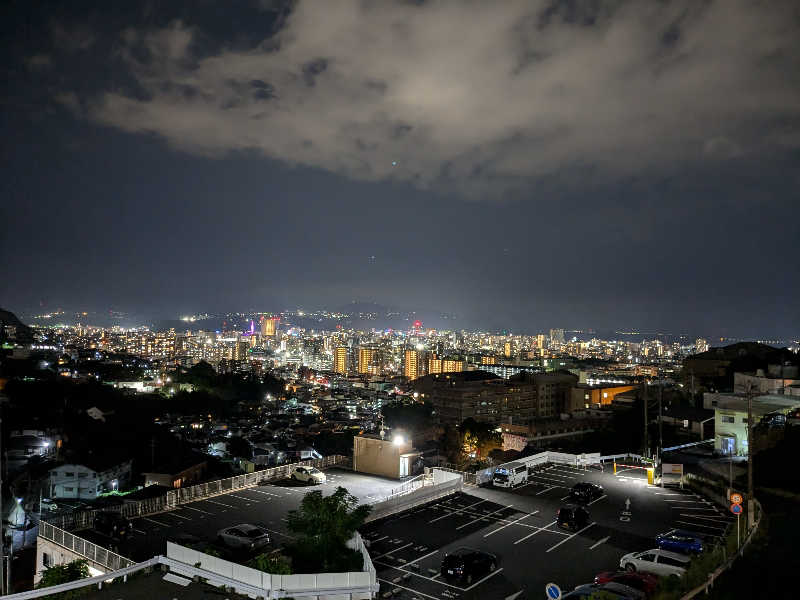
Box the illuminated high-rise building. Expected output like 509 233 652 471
537 334 546 349
261 316 279 337
334 346 348 374
358 347 374 375
695 338 709 354
404 349 419 380
442 359 465 373
550 328 565 345
481 355 496 365
504 342 512 358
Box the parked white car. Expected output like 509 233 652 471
216 524 270 550
619 549 690 578
291 466 327 484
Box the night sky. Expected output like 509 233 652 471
1 1 799 337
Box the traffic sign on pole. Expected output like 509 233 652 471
545 582 562 600
730 492 743 505
730 503 742 515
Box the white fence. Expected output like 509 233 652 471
45 455 349 532
365 469 463 523
11 534 379 600
38 522 135 571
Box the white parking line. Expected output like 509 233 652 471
372 535 389 543
533 471 573 481
484 511 537 537
204 499 235 508
456 506 512 530
679 513 730 522
560 494 572 501
166 512 192 520
400 549 440 567
537 486 558 496
372 542 414 560
588 494 607 506
676 520 727 531
664 500 708 503
249 489 280 497
133 528 146 535
546 522 596 553
528 474 572 485
513 520 559 545
142 517 170 527
376 563 463 590
182 506 213 515
429 499 486 523
228 494 254 502
549 468 583 477
677 507 720 512
464 567 504 591
377 578 440 600
589 536 610 550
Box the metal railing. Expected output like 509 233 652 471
365 469 463 522
39 522 135 572
44 455 349 532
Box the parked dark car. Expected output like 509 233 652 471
557 505 590 531
594 571 659 595
655 529 703 554
440 547 497 585
569 482 604 503
93 512 133 541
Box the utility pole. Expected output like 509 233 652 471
643 380 649 458
658 384 663 463
1 414 4 596
747 384 755 528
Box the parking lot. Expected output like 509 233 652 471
362 463 734 599
78 467 399 562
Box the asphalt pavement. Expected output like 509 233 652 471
362 463 734 600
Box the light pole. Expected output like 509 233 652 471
746 384 755 528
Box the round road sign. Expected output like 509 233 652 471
545 582 562 600
730 493 743 504
730 503 743 515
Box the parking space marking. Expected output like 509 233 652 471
589 536 610 550
141 517 171 527
401 549 440 567
133 528 146 535
533 471 573 481
372 542 414 560
676 520 727 532
513 520 561 545
464 567 504 591
484 511 538 537
664 499 708 503
377 578 440 600
250 489 281 497
429 499 486 523
528 474 571 485
679 513 730 522
546 522 596 553
587 494 607 506
549 467 584 477
182 506 214 515
537 486 558 495
228 494 255 502
677 507 720 512
456 505 512 530
165 511 192 520
204 499 236 508
376 562 463 591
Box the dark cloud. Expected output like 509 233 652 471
64 0 800 196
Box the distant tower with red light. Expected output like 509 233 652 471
412 320 422 333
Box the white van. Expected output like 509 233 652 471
619 549 690 578
493 462 528 488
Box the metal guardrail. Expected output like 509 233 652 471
39 522 135 572
44 455 349 532
365 470 463 523
662 439 715 452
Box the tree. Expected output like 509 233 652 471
285 486 371 573
37 558 89 598
247 552 292 575
459 418 502 460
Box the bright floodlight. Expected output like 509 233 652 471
393 435 405 446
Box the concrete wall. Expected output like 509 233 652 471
35 537 110 585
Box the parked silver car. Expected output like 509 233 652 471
216 524 270 550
